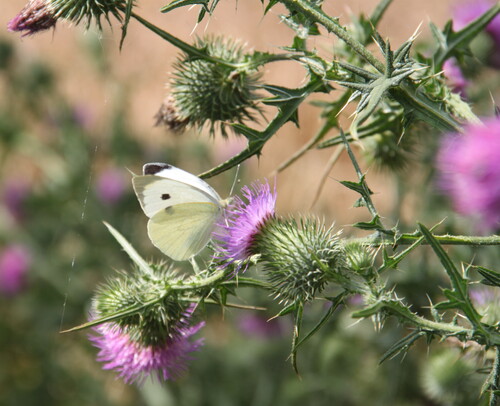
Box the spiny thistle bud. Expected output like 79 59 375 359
421 349 482 406
169 36 262 136
362 129 416 172
256 217 346 304
7 0 57 36
343 241 376 279
90 263 204 384
215 181 346 304
49 0 128 29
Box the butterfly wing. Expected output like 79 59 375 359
147 202 221 261
133 175 218 218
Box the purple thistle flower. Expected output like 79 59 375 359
8 0 57 37
442 58 469 96
90 310 205 385
95 168 126 206
0 244 31 296
436 118 500 231
214 181 276 268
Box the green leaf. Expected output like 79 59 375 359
340 177 372 195
199 79 327 178
294 293 347 350
119 0 134 50
270 302 297 319
379 330 426 364
161 0 209 13
418 223 483 328
472 265 500 287
290 303 304 376
353 215 384 231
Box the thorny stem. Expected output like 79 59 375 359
280 0 385 72
490 346 500 406
354 233 500 247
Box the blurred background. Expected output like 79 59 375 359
1 0 498 405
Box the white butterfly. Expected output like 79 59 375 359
132 163 225 261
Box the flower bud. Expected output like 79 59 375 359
256 217 346 304
169 36 262 136
7 0 57 36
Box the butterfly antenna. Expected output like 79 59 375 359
229 164 241 196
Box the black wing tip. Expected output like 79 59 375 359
143 163 172 175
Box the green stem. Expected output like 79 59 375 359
490 346 500 406
280 0 385 72
354 233 500 247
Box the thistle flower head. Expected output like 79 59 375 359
436 118 500 231
90 307 204 385
215 181 345 303
214 181 276 269
170 36 262 136
7 0 57 36
90 263 204 383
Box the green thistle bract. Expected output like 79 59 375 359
92 263 188 347
255 217 345 304
49 0 127 29
170 36 262 136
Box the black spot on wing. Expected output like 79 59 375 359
143 163 172 175
161 193 171 200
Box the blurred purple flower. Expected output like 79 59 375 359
436 118 500 230
214 181 276 270
453 1 500 66
0 244 31 296
469 286 500 324
442 58 469 96
2 181 30 222
90 314 205 385
8 0 57 36
95 169 126 206
238 314 284 339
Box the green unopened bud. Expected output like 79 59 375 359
362 129 415 172
343 241 376 278
254 217 346 304
170 36 262 136
421 350 481 406
92 263 188 347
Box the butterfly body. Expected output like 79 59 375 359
133 163 224 261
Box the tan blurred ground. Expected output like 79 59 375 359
2 0 455 228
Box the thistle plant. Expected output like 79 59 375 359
8 0 500 404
